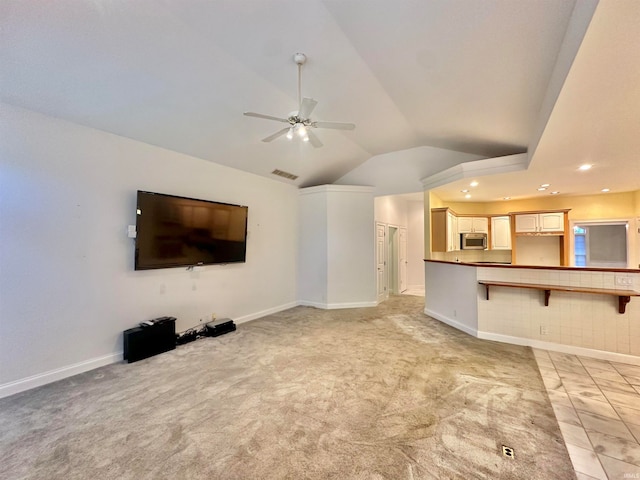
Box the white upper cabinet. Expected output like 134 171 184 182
457 216 488 234
514 212 564 233
447 211 459 251
539 212 564 232
491 216 511 249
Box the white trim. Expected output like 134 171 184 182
233 301 298 324
0 301 299 399
299 300 377 310
0 352 122 399
425 308 478 337
420 154 527 190
478 331 640 366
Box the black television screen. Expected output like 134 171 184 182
135 191 248 270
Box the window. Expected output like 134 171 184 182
572 222 628 268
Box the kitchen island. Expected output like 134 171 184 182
424 260 640 364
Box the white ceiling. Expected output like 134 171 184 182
2 0 638 199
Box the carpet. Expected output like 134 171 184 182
0 295 574 479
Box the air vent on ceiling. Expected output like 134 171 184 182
271 169 299 181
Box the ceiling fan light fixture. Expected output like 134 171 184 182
295 124 307 138
243 53 354 148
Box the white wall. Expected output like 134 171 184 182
375 195 409 226
298 185 376 309
407 200 425 288
0 104 299 394
424 261 479 335
327 188 376 306
297 190 328 306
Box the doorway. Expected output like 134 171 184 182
388 226 399 294
376 223 408 300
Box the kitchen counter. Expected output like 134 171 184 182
426 259 640 273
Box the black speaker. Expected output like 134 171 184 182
205 319 236 337
123 318 176 363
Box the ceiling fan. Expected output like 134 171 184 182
244 53 355 148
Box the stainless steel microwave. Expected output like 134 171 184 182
460 232 487 250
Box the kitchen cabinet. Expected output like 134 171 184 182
490 216 511 250
447 211 458 251
511 210 570 266
514 212 565 233
431 208 458 252
457 216 488 234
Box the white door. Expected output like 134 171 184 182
376 222 387 302
399 227 408 293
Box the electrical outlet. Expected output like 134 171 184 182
453 309 457 318
615 275 632 286
540 326 549 335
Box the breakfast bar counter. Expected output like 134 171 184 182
424 260 640 363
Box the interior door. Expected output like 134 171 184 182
376 222 387 302
399 227 407 293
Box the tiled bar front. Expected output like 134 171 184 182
477 266 640 359
425 260 640 363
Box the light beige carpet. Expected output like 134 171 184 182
0 295 574 479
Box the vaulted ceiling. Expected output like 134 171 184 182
2 1 638 200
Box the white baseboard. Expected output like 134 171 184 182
0 352 122 399
233 301 298 324
299 300 377 309
478 331 640 366
424 308 478 337
425 308 640 366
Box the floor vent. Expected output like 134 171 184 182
502 445 515 458
271 169 298 180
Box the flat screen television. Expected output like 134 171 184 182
135 191 248 270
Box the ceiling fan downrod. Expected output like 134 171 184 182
293 53 307 114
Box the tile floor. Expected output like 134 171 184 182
533 349 640 479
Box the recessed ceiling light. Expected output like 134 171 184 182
470 181 479 187
537 187 547 191
578 164 592 171
461 189 469 193
465 194 471 199
550 191 559 195
601 188 610 192
541 183 550 188
503 197 511 200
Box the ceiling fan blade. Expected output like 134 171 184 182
261 128 290 143
244 112 290 123
313 121 356 130
306 129 323 148
298 97 318 119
